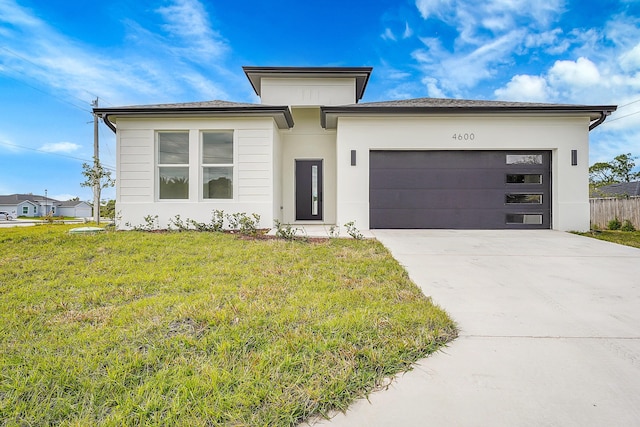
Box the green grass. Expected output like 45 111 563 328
578 230 640 249
0 225 456 426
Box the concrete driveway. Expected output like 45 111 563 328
313 230 640 426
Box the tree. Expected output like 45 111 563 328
102 199 116 220
81 157 114 224
589 153 640 187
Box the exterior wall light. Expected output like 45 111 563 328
571 149 578 166
351 150 356 166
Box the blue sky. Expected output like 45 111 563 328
1 0 639 202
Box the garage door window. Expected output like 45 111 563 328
506 214 543 224
506 154 543 164
506 174 542 184
506 194 543 204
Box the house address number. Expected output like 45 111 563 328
452 133 475 141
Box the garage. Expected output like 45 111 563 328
369 150 551 229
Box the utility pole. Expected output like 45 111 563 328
91 97 100 224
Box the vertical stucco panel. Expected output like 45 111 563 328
335 115 591 231
272 126 283 222
260 77 356 106
281 108 337 224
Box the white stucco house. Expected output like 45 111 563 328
94 66 616 231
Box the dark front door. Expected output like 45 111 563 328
295 160 323 220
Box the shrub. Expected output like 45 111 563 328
274 220 298 240
621 220 636 232
126 214 159 231
608 217 622 230
168 214 189 232
238 213 260 236
344 221 364 240
188 210 225 232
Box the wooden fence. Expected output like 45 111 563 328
590 197 640 229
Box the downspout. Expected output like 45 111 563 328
98 113 117 133
588 111 610 131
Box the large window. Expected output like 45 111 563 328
158 132 189 199
202 131 233 199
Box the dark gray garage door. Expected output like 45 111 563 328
370 151 551 229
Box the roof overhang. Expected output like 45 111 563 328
94 105 294 132
243 66 373 102
321 104 618 130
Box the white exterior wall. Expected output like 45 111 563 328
58 203 92 218
335 115 591 231
260 78 356 106
272 125 283 223
280 108 337 224
114 117 278 229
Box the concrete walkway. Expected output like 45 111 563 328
313 230 640 426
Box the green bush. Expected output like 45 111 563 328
608 217 622 230
621 220 636 232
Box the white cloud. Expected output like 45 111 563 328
620 42 640 72
39 142 81 153
549 57 601 87
381 28 396 41
422 77 446 98
494 74 553 102
413 30 526 95
155 0 227 60
403 22 414 39
415 0 451 20
410 0 566 96
0 0 230 109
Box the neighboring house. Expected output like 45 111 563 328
94 66 617 231
57 200 93 218
592 181 640 198
0 194 91 218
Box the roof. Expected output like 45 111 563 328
59 200 88 207
0 194 61 205
320 97 618 129
593 181 640 197
94 100 295 132
242 66 373 101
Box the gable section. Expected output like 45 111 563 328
260 77 356 106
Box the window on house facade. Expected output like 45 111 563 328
22 206 28 215
158 132 189 199
202 131 233 199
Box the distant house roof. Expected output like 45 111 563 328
320 97 617 129
593 181 640 197
0 194 63 205
94 100 295 132
59 200 88 207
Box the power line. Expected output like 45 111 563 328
0 46 115 110
618 98 640 110
0 64 93 114
602 110 640 126
0 140 116 171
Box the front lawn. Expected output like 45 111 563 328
0 225 456 426
578 230 640 249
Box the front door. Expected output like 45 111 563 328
295 160 323 220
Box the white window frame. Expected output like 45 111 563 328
156 131 190 201
200 130 236 201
